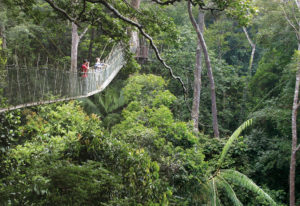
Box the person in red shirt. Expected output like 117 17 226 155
81 59 89 77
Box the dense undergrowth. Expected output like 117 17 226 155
0 74 283 205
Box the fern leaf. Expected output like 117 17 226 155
216 176 243 206
218 119 253 168
220 169 277 205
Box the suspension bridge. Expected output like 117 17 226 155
0 44 125 113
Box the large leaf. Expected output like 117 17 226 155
216 176 243 206
79 98 101 115
217 119 253 168
220 169 277 205
96 87 125 114
209 178 221 206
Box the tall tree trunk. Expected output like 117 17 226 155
191 9 204 133
129 0 140 54
290 44 300 206
70 22 88 97
131 0 140 8
243 27 256 77
70 22 88 72
88 28 95 61
188 1 219 138
289 2 300 205
240 27 256 123
71 22 79 72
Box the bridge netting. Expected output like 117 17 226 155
0 44 125 113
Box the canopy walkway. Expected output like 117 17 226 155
0 45 125 113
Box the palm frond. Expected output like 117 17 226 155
209 178 221 206
79 98 101 115
220 169 277 205
217 119 253 168
96 87 125 114
195 178 214 204
98 95 108 114
216 176 243 206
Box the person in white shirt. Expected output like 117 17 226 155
94 57 108 71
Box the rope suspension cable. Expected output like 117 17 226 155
0 43 126 113
1 6 126 112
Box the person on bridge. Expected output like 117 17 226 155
81 59 89 78
94 57 108 71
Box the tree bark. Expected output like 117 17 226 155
71 22 80 72
289 2 300 205
191 9 204 133
131 0 141 8
71 22 88 72
129 0 141 54
290 45 300 206
240 27 256 123
188 1 219 138
243 27 256 76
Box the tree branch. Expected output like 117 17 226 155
295 0 300 9
43 0 76 22
78 0 87 19
296 144 300 152
243 26 256 76
243 27 255 48
280 4 299 39
122 0 133 8
44 0 186 93
79 26 89 40
122 0 143 15
199 4 225 12
91 0 187 94
151 0 224 11
291 2 300 28
151 0 180 5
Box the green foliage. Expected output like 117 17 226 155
81 83 125 116
218 119 252 168
0 39 7 68
0 101 170 205
80 80 126 128
1 0 298 204
123 74 167 102
0 110 24 179
215 176 243 206
226 0 258 26
220 170 276 205
202 120 276 206
0 39 8 107
0 73 279 205
111 74 208 204
250 49 286 97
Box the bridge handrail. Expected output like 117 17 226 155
0 43 125 113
